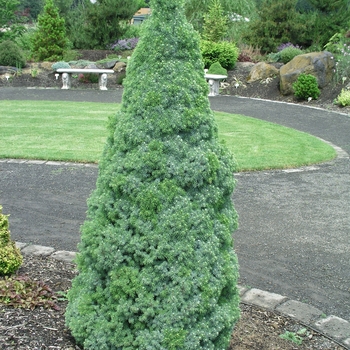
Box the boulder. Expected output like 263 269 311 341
279 51 335 95
247 62 279 83
85 63 98 69
40 62 55 70
0 66 17 74
113 61 127 72
96 59 118 69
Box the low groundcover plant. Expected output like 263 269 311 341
335 88 350 106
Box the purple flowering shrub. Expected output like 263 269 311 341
277 42 301 52
110 37 139 51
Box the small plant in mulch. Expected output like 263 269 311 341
293 73 320 100
335 88 350 106
0 205 23 276
0 206 60 311
0 274 60 310
78 73 99 84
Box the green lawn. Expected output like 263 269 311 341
0 100 336 171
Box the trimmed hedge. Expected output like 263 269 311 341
65 0 240 349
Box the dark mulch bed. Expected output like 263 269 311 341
0 255 345 350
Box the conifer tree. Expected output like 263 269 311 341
202 0 228 42
31 0 68 61
81 0 140 49
65 0 240 348
243 0 306 53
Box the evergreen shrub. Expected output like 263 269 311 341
202 0 228 42
121 25 142 40
31 0 68 61
0 40 26 68
293 73 320 100
51 61 70 70
243 0 306 53
65 0 240 349
279 46 303 64
0 206 23 276
200 40 239 69
207 61 227 76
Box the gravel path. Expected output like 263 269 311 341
0 88 349 321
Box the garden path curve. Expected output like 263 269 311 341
0 88 349 322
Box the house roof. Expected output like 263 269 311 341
133 8 151 16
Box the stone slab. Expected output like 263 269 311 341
21 244 55 256
241 288 287 309
51 250 77 263
343 337 350 346
45 161 65 166
276 299 323 324
27 160 47 164
314 315 350 341
6 159 27 163
15 241 29 249
237 284 249 297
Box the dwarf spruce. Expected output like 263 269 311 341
65 0 240 349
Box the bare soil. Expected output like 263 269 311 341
0 50 347 349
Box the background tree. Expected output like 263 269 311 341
65 0 240 348
76 0 140 49
243 0 306 53
185 0 256 34
298 0 350 49
0 0 26 42
17 0 43 21
31 0 68 60
202 0 228 42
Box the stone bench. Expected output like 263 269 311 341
56 68 115 90
204 73 227 96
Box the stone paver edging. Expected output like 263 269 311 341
16 242 350 349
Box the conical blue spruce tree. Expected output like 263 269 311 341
65 0 240 349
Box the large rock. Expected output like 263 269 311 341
247 62 279 83
280 51 335 95
113 61 127 72
96 59 118 69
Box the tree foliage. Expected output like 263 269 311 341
299 0 350 48
17 0 44 20
202 0 228 42
31 0 68 61
65 0 240 348
75 0 140 49
185 0 256 32
0 0 26 42
0 40 26 67
243 0 306 53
